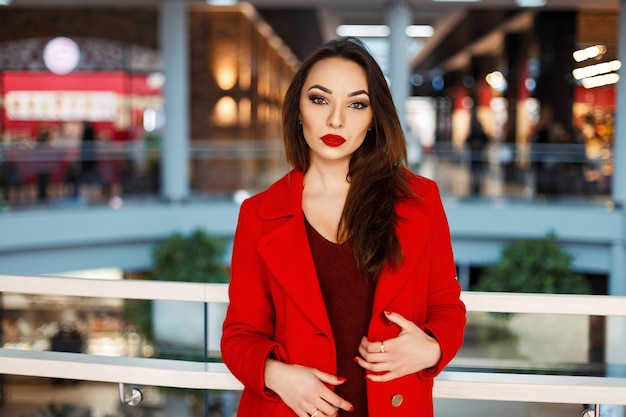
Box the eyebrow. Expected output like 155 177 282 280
307 84 370 97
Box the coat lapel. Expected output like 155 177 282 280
371 197 427 320
256 171 334 337
254 171 430 336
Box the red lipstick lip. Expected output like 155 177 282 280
321 134 346 147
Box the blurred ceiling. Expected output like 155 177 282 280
4 0 621 71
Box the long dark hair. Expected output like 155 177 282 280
283 37 414 280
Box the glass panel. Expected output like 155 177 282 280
454 311 626 376
0 376 242 417
2 139 614 209
0 291 241 416
435 398 593 417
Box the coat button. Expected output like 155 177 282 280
391 394 403 407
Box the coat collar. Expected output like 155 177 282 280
258 170 303 220
256 170 334 335
256 170 426 335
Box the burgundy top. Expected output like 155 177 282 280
305 217 376 417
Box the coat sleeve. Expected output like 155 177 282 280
220 197 287 399
419 180 466 378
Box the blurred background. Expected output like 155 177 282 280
0 0 625 416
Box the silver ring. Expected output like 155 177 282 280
380 341 385 353
311 410 319 417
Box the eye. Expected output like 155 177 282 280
349 101 369 110
308 94 327 105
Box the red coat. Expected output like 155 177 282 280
221 170 466 417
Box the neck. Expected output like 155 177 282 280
304 162 350 193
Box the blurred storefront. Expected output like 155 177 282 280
0 5 298 205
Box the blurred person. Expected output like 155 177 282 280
0 144 19 204
34 126 54 202
466 116 489 196
221 37 466 417
72 121 106 200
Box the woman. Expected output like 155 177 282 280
221 37 466 417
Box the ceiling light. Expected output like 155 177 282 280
516 0 546 7
0 0 11 5
337 25 390 38
582 73 619 89
572 60 621 80
337 24 433 38
432 0 480 2
573 45 607 62
206 0 237 5
405 25 434 38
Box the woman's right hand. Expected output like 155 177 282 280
264 359 354 417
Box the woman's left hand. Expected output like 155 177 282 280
355 311 442 382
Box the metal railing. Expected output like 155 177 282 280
1 141 614 208
0 274 625 410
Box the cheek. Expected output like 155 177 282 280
301 123 317 146
351 133 368 149
352 123 371 142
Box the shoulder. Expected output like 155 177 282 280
395 170 446 220
239 169 303 220
402 169 441 199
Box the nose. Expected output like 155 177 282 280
327 105 344 128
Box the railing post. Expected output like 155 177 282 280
204 301 209 417
118 383 143 406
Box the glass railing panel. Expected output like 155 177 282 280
434 398 594 417
0 375 239 417
444 306 626 417
0 139 160 209
0 289 236 417
2 292 133 356
188 139 288 199
1 140 614 210
2 278 626 415
417 142 613 202
454 311 626 378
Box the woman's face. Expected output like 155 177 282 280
299 57 373 167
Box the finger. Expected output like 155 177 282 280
365 370 397 383
383 311 416 331
322 394 354 414
311 404 335 417
318 390 354 415
354 355 386 374
312 369 349 386
359 336 384 354
308 371 353 414
359 336 369 350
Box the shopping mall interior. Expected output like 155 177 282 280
0 0 625 416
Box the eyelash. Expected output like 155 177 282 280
307 94 369 110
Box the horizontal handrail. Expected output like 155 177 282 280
1 274 625 406
2 274 625 316
461 291 626 316
1 348 624 405
0 274 229 303
0 348 243 390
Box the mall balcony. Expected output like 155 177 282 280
0 0 626 416
0 112 625 417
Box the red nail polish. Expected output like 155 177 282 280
353 357 359 363
337 376 347 382
349 406 355 412
383 311 393 325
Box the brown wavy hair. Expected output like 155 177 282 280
283 37 414 281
